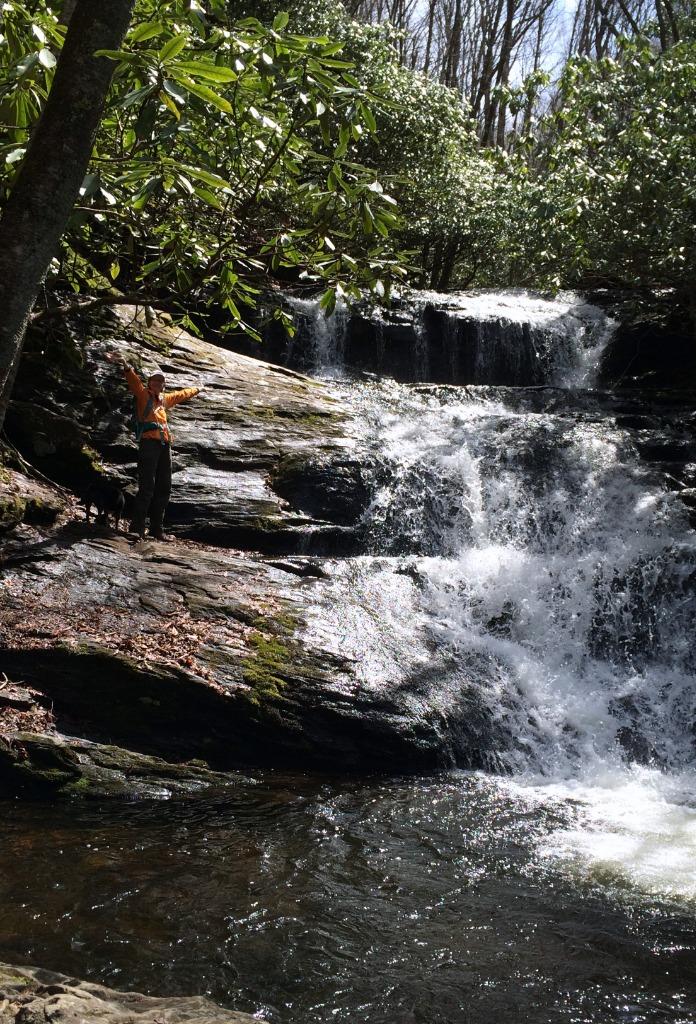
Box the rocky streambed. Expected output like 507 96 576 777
3 293 696 1024
0 306 456 800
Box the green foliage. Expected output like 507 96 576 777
271 2 492 290
2 0 694 329
0 0 407 331
522 32 696 317
0 1 64 159
400 18 696 318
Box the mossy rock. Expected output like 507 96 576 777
23 495 60 526
0 733 82 794
240 608 304 707
0 966 31 988
241 631 293 703
4 402 108 490
5 404 82 480
0 466 65 532
0 732 246 800
0 494 27 532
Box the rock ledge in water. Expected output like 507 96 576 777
0 732 252 799
1 533 453 773
0 962 262 1023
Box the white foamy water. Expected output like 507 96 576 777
414 288 595 324
294 291 696 902
499 767 696 903
283 295 350 376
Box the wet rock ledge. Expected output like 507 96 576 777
0 731 254 800
0 962 262 1023
4 305 370 553
1 527 451 784
0 308 460 784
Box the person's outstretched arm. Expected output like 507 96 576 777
105 352 145 397
164 385 201 408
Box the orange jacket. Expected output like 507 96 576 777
125 367 199 443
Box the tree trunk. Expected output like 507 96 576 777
423 0 437 74
436 238 460 290
59 0 78 25
492 0 515 148
0 0 136 431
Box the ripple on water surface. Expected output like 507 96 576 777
2 772 696 1024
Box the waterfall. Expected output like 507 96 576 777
275 289 613 387
281 296 350 376
307 381 695 772
415 289 612 387
291 289 696 898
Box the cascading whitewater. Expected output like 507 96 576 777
336 383 696 775
297 291 696 785
304 383 696 785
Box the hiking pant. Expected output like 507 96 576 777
130 440 171 535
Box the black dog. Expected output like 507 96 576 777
84 477 126 531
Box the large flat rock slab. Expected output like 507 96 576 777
1 532 448 771
7 307 369 551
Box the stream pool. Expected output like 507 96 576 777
2 770 696 1023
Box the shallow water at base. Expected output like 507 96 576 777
2 771 696 1024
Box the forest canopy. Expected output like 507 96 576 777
0 0 694 336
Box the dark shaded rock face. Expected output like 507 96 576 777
598 319 696 389
0 962 262 1023
270 456 371 528
344 307 555 385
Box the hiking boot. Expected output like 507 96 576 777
149 530 171 542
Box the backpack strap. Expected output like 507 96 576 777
134 395 167 443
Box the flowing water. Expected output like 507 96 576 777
3 777 696 1023
2 290 696 1022
297 292 696 907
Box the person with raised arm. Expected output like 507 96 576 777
106 352 201 540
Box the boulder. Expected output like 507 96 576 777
8 307 367 552
0 962 261 1023
1 533 456 772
